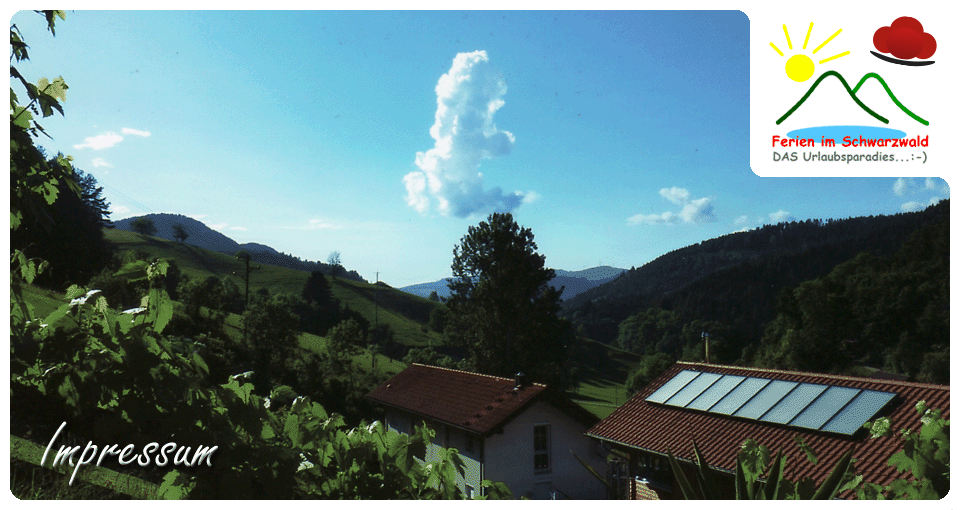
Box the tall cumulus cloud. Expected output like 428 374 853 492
404 51 525 217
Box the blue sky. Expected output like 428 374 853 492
10 10 949 287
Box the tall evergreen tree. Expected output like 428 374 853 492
445 213 572 389
11 156 113 289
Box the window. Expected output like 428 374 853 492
465 434 475 454
534 424 551 473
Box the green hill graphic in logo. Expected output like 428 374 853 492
776 71 929 126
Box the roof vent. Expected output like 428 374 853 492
515 372 527 390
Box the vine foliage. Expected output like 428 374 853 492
9 11 511 499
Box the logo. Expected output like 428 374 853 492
767 17 933 156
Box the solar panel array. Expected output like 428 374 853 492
645 370 896 435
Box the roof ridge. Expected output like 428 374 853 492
410 363 548 388
677 361 949 390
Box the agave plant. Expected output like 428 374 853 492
666 438 855 500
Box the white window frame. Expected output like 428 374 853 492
533 423 552 474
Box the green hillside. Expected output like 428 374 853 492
104 228 442 347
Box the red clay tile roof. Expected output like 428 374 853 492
587 362 949 495
365 363 548 436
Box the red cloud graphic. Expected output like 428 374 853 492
873 17 936 60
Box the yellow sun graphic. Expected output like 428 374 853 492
771 23 850 82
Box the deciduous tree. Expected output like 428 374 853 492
172 222 189 243
131 217 156 236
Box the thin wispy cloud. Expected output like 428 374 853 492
229 226 248 231
90 158 113 168
73 127 150 150
282 219 344 230
768 210 795 223
122 127 151 137
74 132 124 150
628 187 716 225
404 50 526 218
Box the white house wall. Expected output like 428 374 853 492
483 400 607 499
384 408 483 497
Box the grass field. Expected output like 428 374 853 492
567 340 644 419
104 228 441 347
27 229 639 423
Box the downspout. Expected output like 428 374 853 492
480 436 485 498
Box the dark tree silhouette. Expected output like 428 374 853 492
10 157 114 289
172 222 189 243
446 213 573 390
131 217 156 237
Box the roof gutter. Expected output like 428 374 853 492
585 433 736 476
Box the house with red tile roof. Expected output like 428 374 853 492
365 363 607 499
587 361 949 500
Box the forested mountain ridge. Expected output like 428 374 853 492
564 201 950 350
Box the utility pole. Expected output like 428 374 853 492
374 271 379 329
234 252 260 344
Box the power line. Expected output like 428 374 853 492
99 181 153 215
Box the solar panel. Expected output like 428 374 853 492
735 380 798 420
645 370 699 404
646 369 897 436
708 377 770 415
760 383 828 425
687 375 746 411
820 390 897 435
789 386 860 430
665 372 722 407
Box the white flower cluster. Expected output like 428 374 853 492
69 289 101 307
230 371 254 382
297 452 315 472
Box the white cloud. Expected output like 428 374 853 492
229 226 248 231
679 197 715 223
893 177 910 196
924 177 950 196
90 158 113 168
73 128 150 150
73 132 124 150
522 191 542 204
628 211 676 225
628 187 716 225
281 219 344 230
121 127 151 137
113 205 130 215
209 223 228 231
768 210 795 223
404 51 526 218
895 177 949 211
902 197 943 212
659 187 690 205
734 215 749 224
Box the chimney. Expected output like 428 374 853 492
702 331 710 364
514 372 527 390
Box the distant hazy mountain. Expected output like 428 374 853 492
113 213 366 282
239 242 280 255
400 265 625 301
